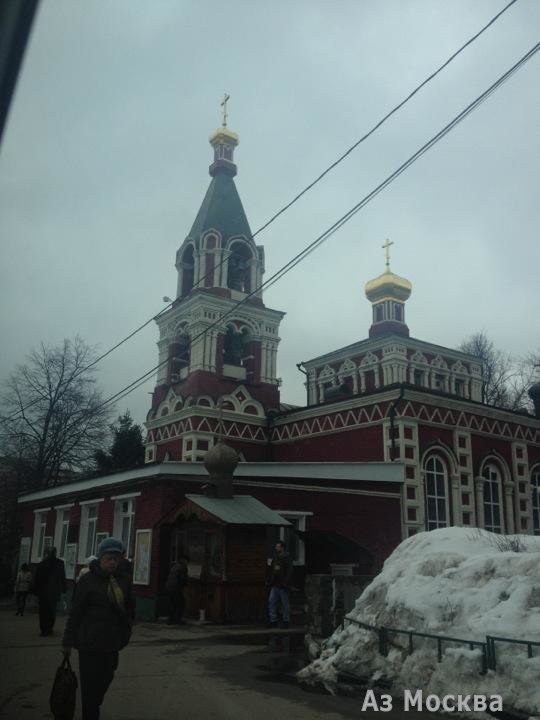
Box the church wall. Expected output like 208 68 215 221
417 425 455 455
271 424 383 462
241 483 402 570
469 434 513 476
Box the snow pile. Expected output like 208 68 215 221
298 527 540 713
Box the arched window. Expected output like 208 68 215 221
181 245 195 296
169 334 190 382
227 242 252 293
223 326 248 366
531 467 540 536
424 455 448 530
482 464 503 534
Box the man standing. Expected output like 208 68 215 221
33 547 66 636
165 554 188 625
62 537 134 720
267 541 293 628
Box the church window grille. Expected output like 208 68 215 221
531 468 540 535
482 464 503 534
424 456 448 531
393 303 403 321
374 304 384 323
413 369 423 386
455 379 465 397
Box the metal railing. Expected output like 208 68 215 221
342 615 538 673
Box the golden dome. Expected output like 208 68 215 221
209 127 239 145
364 268 412 303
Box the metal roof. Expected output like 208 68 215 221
17 461 405 504
185 494 291 526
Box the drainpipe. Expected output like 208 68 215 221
297 362 308 404
389 385 405 461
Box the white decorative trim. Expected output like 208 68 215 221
53 503 74 510
110 492 142 500
79 498 105 506
33 507 51 513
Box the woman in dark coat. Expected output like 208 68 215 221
62 537 134 720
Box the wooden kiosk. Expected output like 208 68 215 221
161 441 290 623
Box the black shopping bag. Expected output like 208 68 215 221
49 656 78 720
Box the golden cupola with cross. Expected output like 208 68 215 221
365 239 412 338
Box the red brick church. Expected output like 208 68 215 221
18 115 540 620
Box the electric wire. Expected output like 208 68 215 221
191 0 520 288
87 41 540 416
0 0 519 426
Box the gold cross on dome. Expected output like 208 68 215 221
220 93 230 127
382 238 394 270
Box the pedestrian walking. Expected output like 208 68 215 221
267 541 293 628
76 556 97 583
34 547 66 636
14 563 32 616
165 555 188 625
117 550 133 585
62 537 134 720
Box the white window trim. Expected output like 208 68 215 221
483 464 505 534
78 503 100 562
54 508 71 560
424 456 449 531
113 498 136 558
54 503 74 510
79 498 105 506
110 492 141 501
276 511 312 566
532 467 540 536
31 510 48 563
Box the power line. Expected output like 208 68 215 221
0 304 170 425
190 0 520 289
89 41 540 415
0 0 518 427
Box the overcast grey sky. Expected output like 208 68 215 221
1 0 539 425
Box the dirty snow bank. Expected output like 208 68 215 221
298 528 540 714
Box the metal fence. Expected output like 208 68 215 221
342 615 540 673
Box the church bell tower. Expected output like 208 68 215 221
146 98 285 462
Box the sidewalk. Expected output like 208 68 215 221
0 608 442 720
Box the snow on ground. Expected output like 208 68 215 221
298 527 540 714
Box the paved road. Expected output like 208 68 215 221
0 609 435 720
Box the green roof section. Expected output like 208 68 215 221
185 494 291 526
188 173 252 242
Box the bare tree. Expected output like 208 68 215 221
459 332 538 411
0 337 112 491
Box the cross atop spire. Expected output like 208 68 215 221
221 93 230 127
382 238 394 270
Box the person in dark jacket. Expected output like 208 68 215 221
267 541 293 628
117 550 133 586
165 555 188 625
33 546 66 636
62 537 134 720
